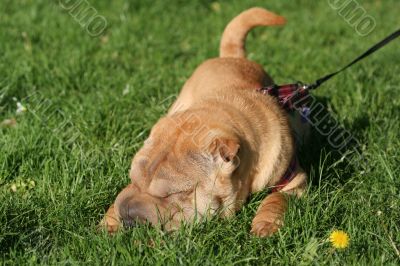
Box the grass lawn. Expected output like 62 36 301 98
1 0 399 264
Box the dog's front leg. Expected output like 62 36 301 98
251 170 307 237
250 192 287 237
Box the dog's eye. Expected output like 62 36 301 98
148 179 192 198
148 179 171 198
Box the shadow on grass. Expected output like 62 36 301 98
296 95 369 187
244 94 371 212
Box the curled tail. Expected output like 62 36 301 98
219 7 286 58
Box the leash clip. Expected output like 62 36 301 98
296 81 312 91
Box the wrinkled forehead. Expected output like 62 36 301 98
145 114 215 154
130 152 211 199
131 122 212 187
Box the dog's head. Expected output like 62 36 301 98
114 110 248 230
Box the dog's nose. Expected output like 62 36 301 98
114 184 150 228
119 201 147 228
122 217 141 228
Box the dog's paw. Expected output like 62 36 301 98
250 221 280 237
98 216 121 235
250 192 287 237
98 204 121 235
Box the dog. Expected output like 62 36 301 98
101 7 307 237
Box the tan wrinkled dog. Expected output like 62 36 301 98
101 7 307 237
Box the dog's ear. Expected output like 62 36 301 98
199 129 240 173
208 137 240 164
206 136 241 177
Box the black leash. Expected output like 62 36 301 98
259 28 400 110
308 28 400 90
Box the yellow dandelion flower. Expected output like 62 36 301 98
330 230 349 249
210 2 221 13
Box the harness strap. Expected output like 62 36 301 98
257 82 310 110
271 157 298 192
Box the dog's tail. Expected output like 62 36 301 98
219 7 286 58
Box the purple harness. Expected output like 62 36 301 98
257 82 310 111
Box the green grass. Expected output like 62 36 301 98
1 0 399 264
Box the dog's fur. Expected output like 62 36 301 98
101 7 307 237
